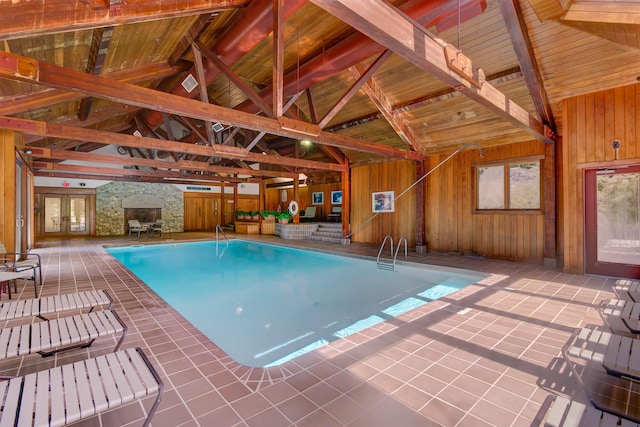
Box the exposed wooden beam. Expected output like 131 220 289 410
0 61 191 116
0 0 249 41
168 14 214 66
318 50 392 129
31 147 298 179
26 104 140 145
34 170 242 186
194 40 276 118
498 0 556 133
191 43 217 144
309 0 556 144
562 2 640 25
273 0 285 117
349 55 423 151
0 51 423 160
78 26 115 122
329 67 523 134
33 162 248 183
0 116 348 172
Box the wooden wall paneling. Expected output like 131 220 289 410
426 155 442 250
603 89 615 161
626 85 637 159
543 141 557 265
561 83 640 273
425 140 546 262
350 166 372 243
350 160 416 247
568 115 581 272
583 93 594 162
614 87 626 160
236 194 259 214
576 94 587 163
594 91 605 160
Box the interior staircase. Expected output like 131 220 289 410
308 222 343 244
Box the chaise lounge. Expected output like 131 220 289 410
0 289 112 321
0 309 127 359
532 394 638 426
0 347 163 427
299 206 316 222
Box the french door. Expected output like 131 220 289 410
42 195 90 236
585 166 640 278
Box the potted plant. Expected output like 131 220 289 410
235 210 246 220
250 211 260 220
277 211 292 224
261 210 276 221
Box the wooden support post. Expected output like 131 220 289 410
341 167 350 241
543 140 558 267
415 160 426 253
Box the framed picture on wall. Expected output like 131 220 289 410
331 191 342 205
372 191 394 213
312 192 324 205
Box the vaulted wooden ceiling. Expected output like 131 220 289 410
0 0 639 185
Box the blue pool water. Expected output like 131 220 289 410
107 240 484 367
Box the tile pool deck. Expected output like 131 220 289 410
0 232 632 426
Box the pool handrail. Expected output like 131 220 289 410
377 235 394 271
377 235 408 271
215 224 229 246
395 237 408 263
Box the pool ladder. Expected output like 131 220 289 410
215 225 229 246
376 235 407 271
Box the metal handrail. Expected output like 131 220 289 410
376 235 394 270
394 237 408 264
377 235 393 262
215 224 229 246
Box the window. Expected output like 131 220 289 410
476 158 541 211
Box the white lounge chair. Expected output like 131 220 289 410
598 298 640 335
563 326 640 381
613 279 640 302
0 289 112 322
0 347 163 427
532 394 638 426
0 309 127 359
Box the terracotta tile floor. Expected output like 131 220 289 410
0 232 632 426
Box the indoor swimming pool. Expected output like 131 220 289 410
107 240 485 367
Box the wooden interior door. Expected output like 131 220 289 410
585 166 640 278
184 193 221 231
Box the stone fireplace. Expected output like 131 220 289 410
95 182 184 236
122 194 164 234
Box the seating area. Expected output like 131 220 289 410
327 206 342 222
534 279 640 425
128 219 165 238
299 206 316 221
0 286 163 426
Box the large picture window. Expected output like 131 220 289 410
476 158 541 211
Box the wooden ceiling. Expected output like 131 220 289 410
1 0 639 185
